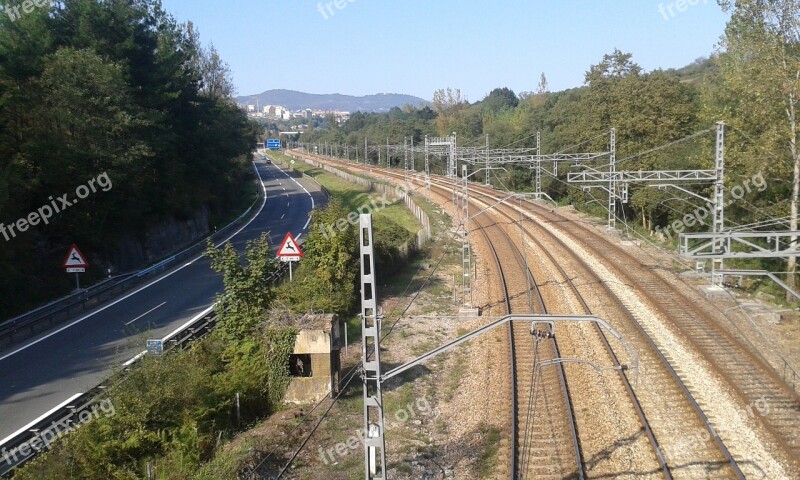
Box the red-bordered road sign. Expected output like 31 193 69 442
62 244 88 269
277 232 303 261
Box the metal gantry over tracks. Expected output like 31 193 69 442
358 212 637 479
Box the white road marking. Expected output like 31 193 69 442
0 393 84 447
0 163 269 363
123 304 216 367
125 302 166 326
281 213 285 219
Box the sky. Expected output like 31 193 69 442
159 0 731 102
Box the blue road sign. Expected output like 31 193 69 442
147 339 164 356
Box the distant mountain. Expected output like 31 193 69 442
236 89 429 112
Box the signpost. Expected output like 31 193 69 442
146 339 164 356
61 244 88 290
277 232 303 281
267 139 281 150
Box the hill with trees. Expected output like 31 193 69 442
301 0 800 293
0 0 258 318
236 89 429 112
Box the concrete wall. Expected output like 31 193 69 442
284 316 343 404
290 152 432 249
285 351 336 404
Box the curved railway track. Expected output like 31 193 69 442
440 174 741 478
478 184 800 471
470 204 584 479
289 151 799 477
478 192 745 479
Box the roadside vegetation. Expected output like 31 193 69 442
0 0 259 318
14 153 426 479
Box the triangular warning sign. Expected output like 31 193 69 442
62 244 88 268
277 232 303 258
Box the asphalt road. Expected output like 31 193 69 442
0 158 325 442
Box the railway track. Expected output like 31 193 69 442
290 151 798 477
469 203 583 479
290 151 585 478
478 193 745 478
441 174 737 478
460 175 795 476
521 204 800 467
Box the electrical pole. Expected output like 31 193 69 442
712 121 726 285
485 134 490 186
425 135 430 196
608 128 617 230
359 214 387 480
404 137 408 172
535 132 542 197
462 165 472 307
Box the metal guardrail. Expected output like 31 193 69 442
0 262 289 478
0 164 265 350
0 157 320 476
0 309 219 477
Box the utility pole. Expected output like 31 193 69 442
404 137 408 172
410 137 415 171
535 132 542 196
359 214 387 480
712 121 726 285
485 134 490 186
608 128 617 230
462 165 472 307
424 135 430 196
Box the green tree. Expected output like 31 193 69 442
206 233 279 341
278 200 359 314
0 0 257 317
481 87 519 113
714 0 800 295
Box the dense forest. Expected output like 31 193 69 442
0 0 258 317
303 54 734 224
302 0 800 288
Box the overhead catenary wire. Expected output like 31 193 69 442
272 365 362 479
381 228 459 342
248 152 463 478
519 336 543 480
615 128 713 165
